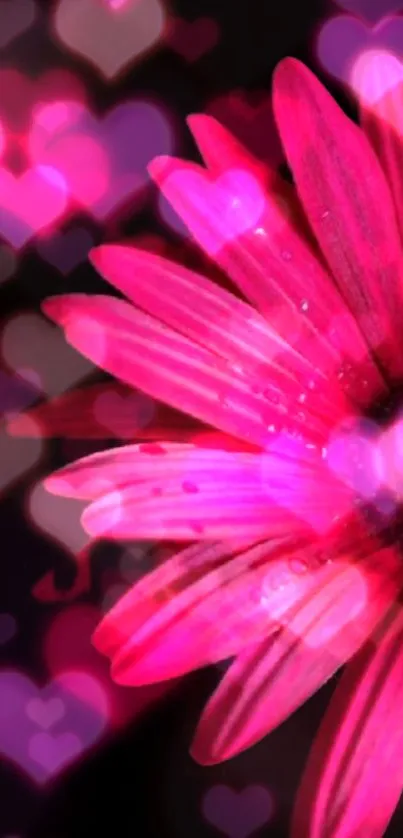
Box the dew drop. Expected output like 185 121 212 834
289 557 309 575
269 568 290 591
182 481 199 494
321 210 330 220
300 299 309 312
190 521 204 534
281 250 292 261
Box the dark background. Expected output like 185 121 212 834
1 1 402 836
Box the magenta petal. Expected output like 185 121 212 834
90 244 356 425
273 57 403 379
109 539 313 683
191 546 401 764
358 51 403 245
149 156 384 409
42 293 340 445
293 606 403 838
92 538 252 657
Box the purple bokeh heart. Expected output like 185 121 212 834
0 614 17 646
335 0 403 25
202 784 274 838
36 227 95 274
317 15 403 90
0 670 108 784
30 101 174 222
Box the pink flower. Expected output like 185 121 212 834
42 54 403 836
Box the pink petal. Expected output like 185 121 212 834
93 537 258 657
81 480 301 541
8 382 200 440
90 244 350 424
358 51 403 244
149 156 384 408
191 546 401 764
41 294 335 446
186 114 273 185
44 444 277 499
292 606 403 838
68 436 355 540
109 538 321 683
273 57 403 379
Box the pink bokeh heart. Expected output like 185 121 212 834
28 100 174 221
0 165 68 248
53 0 165 80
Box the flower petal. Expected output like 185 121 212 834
149 156 385 408
45 443 270 500
93 537 258 657
292 605 403 838
186 114 273 185
109 538 321 683
191 546 401 764
41 294 336 446
90 244 350 424
358 50 403 244
273 57 403 379
75 436 354 540
8 382 199 440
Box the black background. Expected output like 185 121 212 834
1 1 402 836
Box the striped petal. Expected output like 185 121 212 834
149 156 385 409
358 50 403 245
292 605 403 838
191 546 401 764
93 538 260 657
49 437 355 540
41 294 338 446
273 57 403 379
108 538 324 683
8 382 199 441
90 245 345 421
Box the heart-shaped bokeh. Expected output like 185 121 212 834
54 0 166 80
334 0 403 25
29 100 175 221
316 15 403 91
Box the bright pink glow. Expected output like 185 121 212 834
151 164 267 255
104 0 130 9
33 135 110 207
29 100 88 158
351 49 403 108
0 165 68 248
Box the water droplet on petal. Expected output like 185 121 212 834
289 557 309 575
182 481 199 494
300 299 309 312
